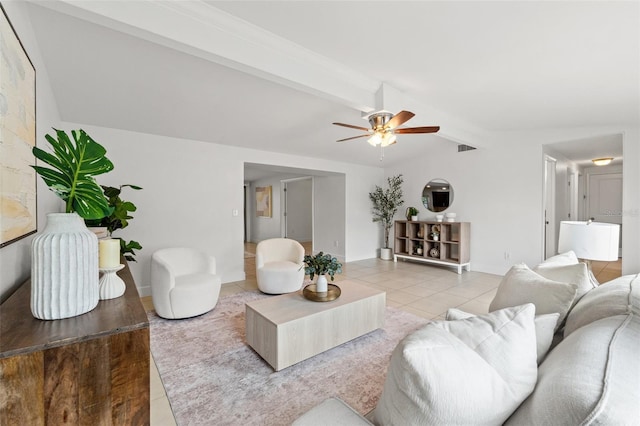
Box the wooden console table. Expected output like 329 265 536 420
394 220 471 274
0 262 150 425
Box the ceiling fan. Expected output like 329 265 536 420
333 110 439 147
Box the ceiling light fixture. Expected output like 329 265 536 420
367 131 396 147
592 157 613 166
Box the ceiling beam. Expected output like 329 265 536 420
32 0 379 112
31 0 488 146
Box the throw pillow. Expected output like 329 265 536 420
539 250 579 266
373 304 538 426
446 307 559 364
533 262 594 303
490 263 578 329
539 250 599 287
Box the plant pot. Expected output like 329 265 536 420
31 213 99 320
316 274 328 293
380 247 393 261
411 215 418 221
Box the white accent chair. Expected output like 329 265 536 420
151 247 222 319
256 238 305 294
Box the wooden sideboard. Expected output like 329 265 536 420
0 262 150 425
394 220 471 274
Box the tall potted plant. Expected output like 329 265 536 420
31 128 114 320
369 174 404 260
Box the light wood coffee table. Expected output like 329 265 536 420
245 281 386 371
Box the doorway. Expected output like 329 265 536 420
587 172 623 255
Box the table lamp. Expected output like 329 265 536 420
557 220 620 284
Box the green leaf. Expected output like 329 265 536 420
120 239 142 262
125 185 143 190
32 128 114 220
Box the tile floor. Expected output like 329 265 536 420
143 243 622 425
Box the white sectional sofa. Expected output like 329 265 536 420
294 253 640 425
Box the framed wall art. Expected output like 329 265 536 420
0 5 37 248
256 186 272 218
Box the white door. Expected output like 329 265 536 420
544 156 557 258
588 173 622 252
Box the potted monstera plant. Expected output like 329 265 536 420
30 128 114 320
369 174 404 260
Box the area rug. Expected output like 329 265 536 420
149 291 428 425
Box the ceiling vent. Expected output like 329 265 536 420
458 144 476 152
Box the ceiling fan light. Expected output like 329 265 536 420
380 133 396 147
592 157 613 166
368 133 382 146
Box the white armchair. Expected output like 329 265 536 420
256 238 305 294
151 247 222 319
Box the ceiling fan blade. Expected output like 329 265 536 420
394 126 440 134
385 110 415 130
332 122 371 132
336 134 370 142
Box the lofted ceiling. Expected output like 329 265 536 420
25 1 639 168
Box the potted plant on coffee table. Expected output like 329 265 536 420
303 252 342 293
369 174 404 260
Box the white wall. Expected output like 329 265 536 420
0 2 61 302
386 127 640 277
385 139 545 275
248 176 282 242
61 122 383 296
283 178 312 242
314 175 346 259
622 128 639 274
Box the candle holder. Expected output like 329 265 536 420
99 264 125 300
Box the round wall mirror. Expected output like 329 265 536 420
422 179 453 212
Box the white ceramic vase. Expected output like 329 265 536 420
316 274 328 293
31 213 99 320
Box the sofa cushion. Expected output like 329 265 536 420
564 274 640 337
533 262 594 303
490 263 577 330
373 304 538 426
506 314 640 425
446 308 559 364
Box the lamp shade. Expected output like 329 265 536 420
558 221 620 261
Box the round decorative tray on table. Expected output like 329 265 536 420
303 284 341 302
